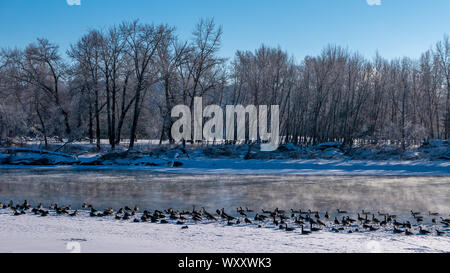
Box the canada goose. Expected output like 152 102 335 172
285 224 295 231
337 209 347 214
169 213 179 220
362 210 371 215
405 221 412 229
176 220 184 225
334 217 340 225
40 210 49 217
331 227 339 233
308 217 318 225
378 211 387 216
244 218 252 224
341 217 349 226
122 212 130 220
274 208 285 214
372 215 380 224
436 230 445 236
295 217 304 225
254 213 260 221
291 209 300 213
220 208 234 220
369 225 379 231
141 216 148 222
203 209 217 221
103 208 114 216
124 206 132 211
419 226 430 235
432 218 437 224
133 218 140 223
317 219 326 226
134 205 139 212
380 216 387 226
261 209 271 214
405 229 414 236
357 213 365 222
81 203 87 209
254 214 267 221
429 211 439 216
237 208 247 217
364 214 371 224
272 216 279 226
411 210 421 216
246 207 254 212
310 223 321 232
325 211 330 219
117 208 124 214
300 225 311 235
181 225 189 229
69 210 78 217
160 219 168 224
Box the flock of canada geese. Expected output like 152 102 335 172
1 200 449 236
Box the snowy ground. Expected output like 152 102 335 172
135 158 450 176
1 158 449 176
0 210 448 253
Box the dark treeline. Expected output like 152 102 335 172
0 18 449 151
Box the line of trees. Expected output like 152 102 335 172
0 18 449 150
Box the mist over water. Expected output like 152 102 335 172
0 169 448 215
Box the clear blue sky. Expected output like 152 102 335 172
0 0 449 61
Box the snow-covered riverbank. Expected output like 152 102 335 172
1 158 449 176
0 211 448 253
1 141 449 176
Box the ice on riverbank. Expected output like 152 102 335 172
0 210 448 253
0 141 449 176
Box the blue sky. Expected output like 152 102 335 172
0 0 449 61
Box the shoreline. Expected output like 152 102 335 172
0 210 448 253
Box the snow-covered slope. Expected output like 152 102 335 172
0 211 448 253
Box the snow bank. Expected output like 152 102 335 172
0 211 448 253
